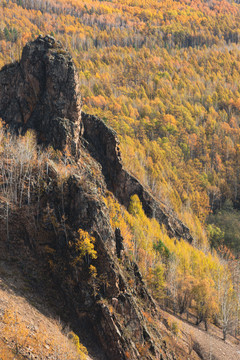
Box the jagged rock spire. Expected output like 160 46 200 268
0 35 83 155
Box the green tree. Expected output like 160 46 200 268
207 224 224 250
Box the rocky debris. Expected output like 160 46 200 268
0 35 83 156
82 112 193 243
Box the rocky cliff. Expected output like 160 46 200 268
0 35 82 155
0 35 194 360
0 35 193 244
81 112 193 242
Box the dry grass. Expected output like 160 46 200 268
160 309 240 360
0 273 89 360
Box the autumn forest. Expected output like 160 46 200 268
1 0 240 347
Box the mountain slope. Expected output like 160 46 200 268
0 33 240 360
0 260 92 360
2 0 240 258
0 35 201 360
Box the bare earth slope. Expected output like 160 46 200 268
0 259 95 360
1 253 239 360
160 310 240 360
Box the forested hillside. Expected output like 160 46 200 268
2 0 240 249
1 0 240 354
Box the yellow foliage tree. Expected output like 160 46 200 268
192 278 219 331
73 229 97 265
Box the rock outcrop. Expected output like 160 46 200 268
0 36 195 360
0 35 82 155
82 112 193 242
0 34 192 243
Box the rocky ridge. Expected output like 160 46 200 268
0 35 195 359
0 34 193 244
81 112 193 242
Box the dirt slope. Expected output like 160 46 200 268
160 310 240 360
0 259 93 360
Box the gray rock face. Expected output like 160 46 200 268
0 35 82 155
82 112 193 243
